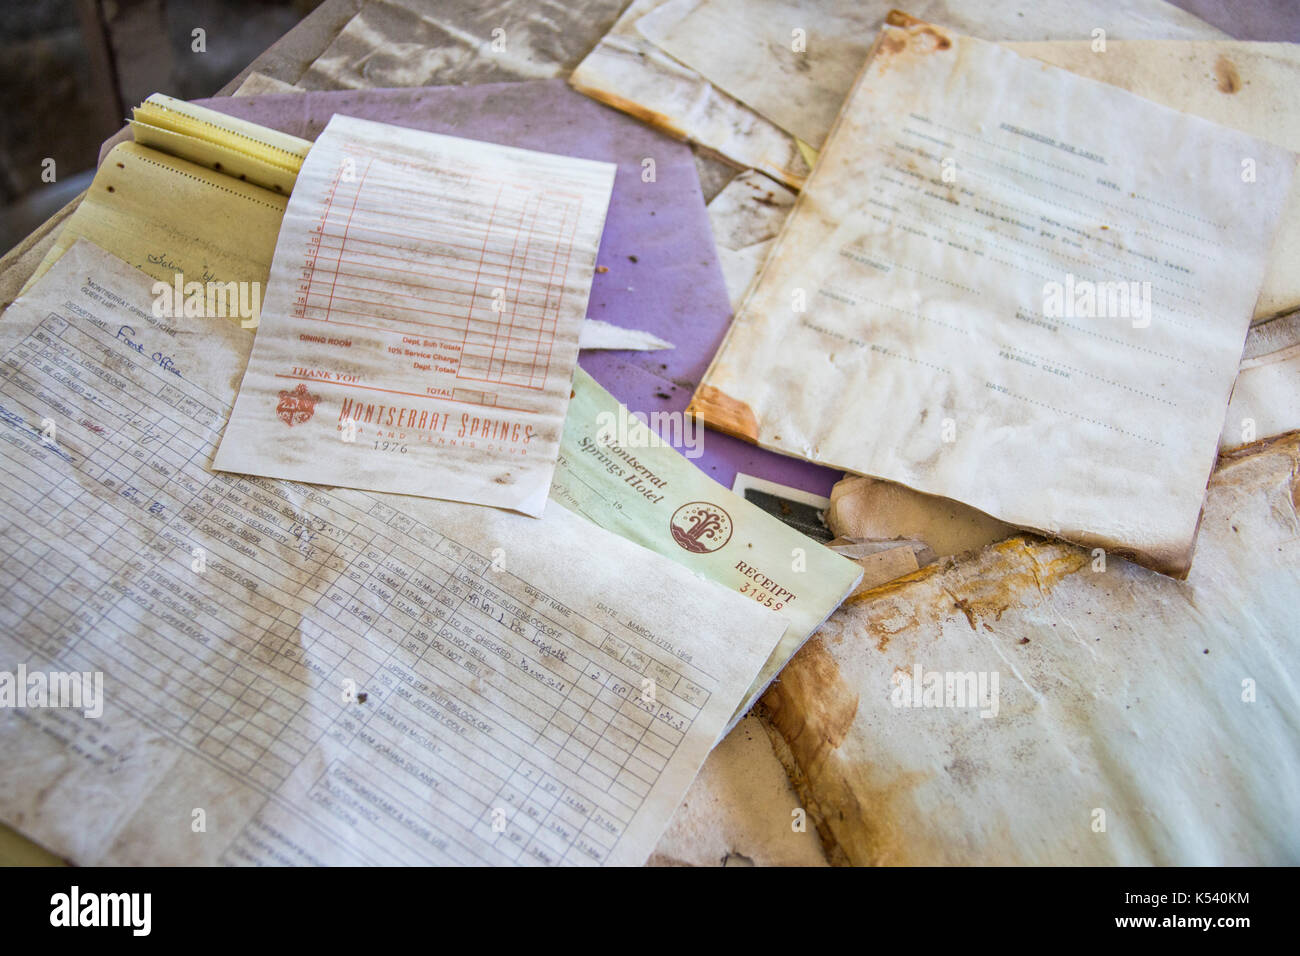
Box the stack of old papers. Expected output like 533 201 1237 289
570 0 1226 186
0 84 859 866
0 241 856 865
690 16 1295 577
0 0 1297 868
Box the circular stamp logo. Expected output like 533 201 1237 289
669 501 733 554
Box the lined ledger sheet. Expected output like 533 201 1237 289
691 20 1296 576
0 243 786 866
214 115 616 516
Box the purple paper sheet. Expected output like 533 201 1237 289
196 80 840 497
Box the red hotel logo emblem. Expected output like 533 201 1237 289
669 502 733 554
276 384 320 427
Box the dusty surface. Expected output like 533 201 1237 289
569 0 809 189
648 715 827 866
764 435 1300 864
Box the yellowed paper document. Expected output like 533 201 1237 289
1224 313 1300 447
639 0 1224 150
1006 40 1300 321
213 115 616 515
569 0 811 189
24 95 310 298
24 143 288 300
692 21 1296 576
0 242 786 866
1222 344 1300 448
697 39 1300 321
707 170 798 309
763 436 1300 865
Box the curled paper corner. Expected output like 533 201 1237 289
688 384 759 443
579 318 674 351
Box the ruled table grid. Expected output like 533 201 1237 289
293 151 583 413
0 308 714 866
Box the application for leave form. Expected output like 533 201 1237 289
690 20 1296 577
214 115 616 516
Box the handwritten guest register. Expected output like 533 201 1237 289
214 116 617 516
0 243 787 866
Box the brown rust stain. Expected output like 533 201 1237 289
878 32 907 56
844 558 949 606
950 538 1088 624
884 9 925 28
1214 56 1241 94
1070 527 1192 580
1213 432 1300 510
763 535 1092 865
764 640 936 865
846 537 1088 637
567 82 689 142
1218 428 1300 463
879 12 952 53
687 385 759 443
769 727 939 864
762 637 858 763
916 27 951 51
822 765 933 865
949 592 979 630
850 539 1081 648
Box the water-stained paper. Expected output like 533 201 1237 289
691 20 1296 576
0 242 786 866
214 115 616 515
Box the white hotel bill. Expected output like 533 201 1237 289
214 115 616 517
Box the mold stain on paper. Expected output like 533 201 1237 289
763 637 859 761
1214 56 1241 94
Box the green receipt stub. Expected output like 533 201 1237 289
551 369 862 731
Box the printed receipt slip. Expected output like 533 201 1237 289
214 114 617 516
553 369 862 734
